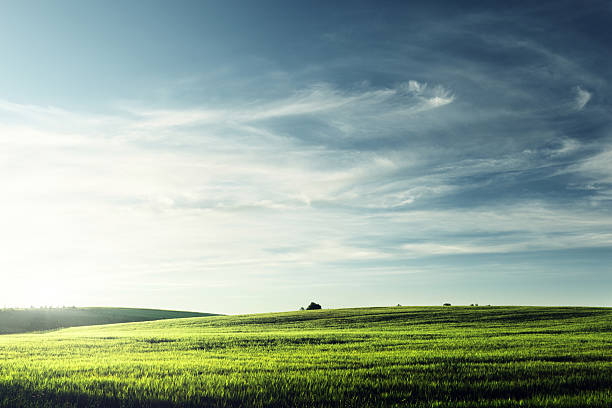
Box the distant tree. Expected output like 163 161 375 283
443 303 451 306
306 302 322 310
299 307 305 311
396 304 402 307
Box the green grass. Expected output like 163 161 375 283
0 306 610 407
0 307 215 334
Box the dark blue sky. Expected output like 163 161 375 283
0 1 610 312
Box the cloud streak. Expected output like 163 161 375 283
574 86 592 110
124 81 454 140
0 1 611 311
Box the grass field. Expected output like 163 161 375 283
0 307 216 334
0 306 610 407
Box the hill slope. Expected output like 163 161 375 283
0 306 610 407
0 307 216 334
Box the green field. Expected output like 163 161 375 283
0 307 215 334
0 306 610 407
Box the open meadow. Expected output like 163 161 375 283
0 306 610 407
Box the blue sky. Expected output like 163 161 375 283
0 1 610 313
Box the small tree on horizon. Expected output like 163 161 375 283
306 302 322 310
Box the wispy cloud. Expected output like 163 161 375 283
573 86 592 110
1 0 612 311
1 66 609 310
123 81 454 139
402 80 455 109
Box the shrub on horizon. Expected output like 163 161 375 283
306 302 322 310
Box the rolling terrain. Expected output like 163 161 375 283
0 306 610 407
0 307 216 334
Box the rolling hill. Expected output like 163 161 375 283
0 307 216 334
0 306 609 407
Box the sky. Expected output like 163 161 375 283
0 1 610 314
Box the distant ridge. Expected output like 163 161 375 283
0 307 217 334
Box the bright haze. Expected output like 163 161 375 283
0 1 610 314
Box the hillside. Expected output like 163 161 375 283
0 306 609 407
0 307 216 334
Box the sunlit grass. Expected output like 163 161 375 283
0 306 610 407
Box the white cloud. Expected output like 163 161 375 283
568 149 612 200
401 80 454 111
123 81 454 137
577 149 612 177
406 80 427 94
0 80 609 312
574 86 592 110
395 203 612 256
